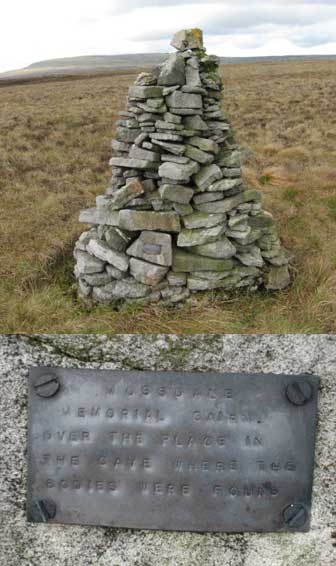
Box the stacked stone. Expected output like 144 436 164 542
74 28 290 305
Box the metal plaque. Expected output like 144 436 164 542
27 368 319 532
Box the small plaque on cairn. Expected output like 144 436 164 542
74 29 291 306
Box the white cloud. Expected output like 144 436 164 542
0 1 336 72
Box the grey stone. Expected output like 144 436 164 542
183 115 208 131
188 136 219 153
129 145 160 161
135 72 157 86
158 53 186 86
182 212 225 229
185 144 214 164
87 239 129 272
126 231 172 266
163 112 182 124
159 184 194 204
218 148 252 167
177 224 226 247
185 56 202 87
192 270 233 281
75 250 105 274
79 208 119 226
104 227 132 252
194 164 223 191
155 120 183 131
119 210 181 232
221 167 241 178
209 178 243 192
264 250 289 266
93 278 150 301
107 178 144 210
193 192 224 204
78 278 91 297
150 133 183 142
160 286 190 303
166 91 202 109
265 265 291 290
173 248 233 272
173 202 194 216
130 258 168 285
196 190 261 213
83 272 113 286
171 28 203 50
151 139 185 155
161 154 190 164
170 108 203 116
237 246 264 268
116 127 141 143
106 265 127 280
137 101 167 114
159 161 199 182
111 139 131 152
109 157 157 170
190 237 236 259
187 274 240 291
128 85 163 99
167 271 187 286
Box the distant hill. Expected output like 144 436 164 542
1 52 336 81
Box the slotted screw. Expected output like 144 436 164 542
286 380 312 406
283 503 307 528
30 498 56 522
33 373 60 398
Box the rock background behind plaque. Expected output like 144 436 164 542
74 29 291 306
0 334 335 566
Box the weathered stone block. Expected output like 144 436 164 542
130 258 168 286
158 53 186 86
173 248 233 272
177 224 226 247
79 208 119 226
119 210 181 232
166 91 203 109
194 164 222 191
75 250 105 274
87 239 129 272
158 161 199 182
159 184 194 204
182 212 226 229
126 231 172 266
190 237 236 259
128 86 163 99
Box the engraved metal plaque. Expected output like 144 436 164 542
27 368 319 532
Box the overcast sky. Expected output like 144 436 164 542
1 0 336 72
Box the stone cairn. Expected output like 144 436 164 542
74 29 290 306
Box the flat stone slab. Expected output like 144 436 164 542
79 208 119 226
119 210 181 232
127 231 173 266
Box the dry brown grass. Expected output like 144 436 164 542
0 60 336 333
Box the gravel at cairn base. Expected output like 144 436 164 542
0 333 335 566
74 28 291 306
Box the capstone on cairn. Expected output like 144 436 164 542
74 28 291 305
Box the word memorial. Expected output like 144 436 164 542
27 368 319 532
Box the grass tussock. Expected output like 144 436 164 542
0 60 336 333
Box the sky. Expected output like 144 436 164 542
1 0 336 72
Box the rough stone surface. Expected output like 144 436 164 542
87 240 129 272
1 334 335 566
126 231 172 266
119 210 181 232
130 257 168 285
158 161 199 182
158 53 186 86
